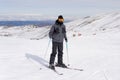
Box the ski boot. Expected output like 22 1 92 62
49 64 55 70
55 63 67 68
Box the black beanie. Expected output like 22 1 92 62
58 15 63 19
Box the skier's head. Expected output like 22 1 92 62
58 15 63 19
58 15 64 23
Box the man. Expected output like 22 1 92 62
49 15 68 70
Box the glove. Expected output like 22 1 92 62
65 38 68 42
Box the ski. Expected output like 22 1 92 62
56 66 83 71
40 67 63 75
66 67 84 71
53 69 63 75
47 66 63 75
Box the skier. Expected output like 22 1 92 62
49 15 68 70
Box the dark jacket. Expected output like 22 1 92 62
49 20 67 43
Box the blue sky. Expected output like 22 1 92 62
0 0 120 17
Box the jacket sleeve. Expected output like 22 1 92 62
64 26 67 40
49 25 54 38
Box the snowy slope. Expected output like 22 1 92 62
0 32 120 80
66 12 120 36
0 12 120 80
0 25 50 39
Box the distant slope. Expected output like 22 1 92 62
0 12 120 39
66 12 120 36
0 25 50 39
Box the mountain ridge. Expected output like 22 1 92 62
0 12 120 39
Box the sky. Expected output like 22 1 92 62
0 0 120 17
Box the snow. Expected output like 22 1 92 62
0 12 120 80
0 32 120 80
0 25 50 39
66 12 120 36
0 12 120 39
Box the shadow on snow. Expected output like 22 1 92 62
25 53 49 68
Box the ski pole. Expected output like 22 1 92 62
66 42 70 66
44 39 51 59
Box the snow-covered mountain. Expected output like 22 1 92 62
66 12 120 36
0 25 50 39
0 12 120 80
0 12 120 39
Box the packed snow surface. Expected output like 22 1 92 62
0 12 120 80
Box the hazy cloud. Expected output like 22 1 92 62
0 0 119 16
